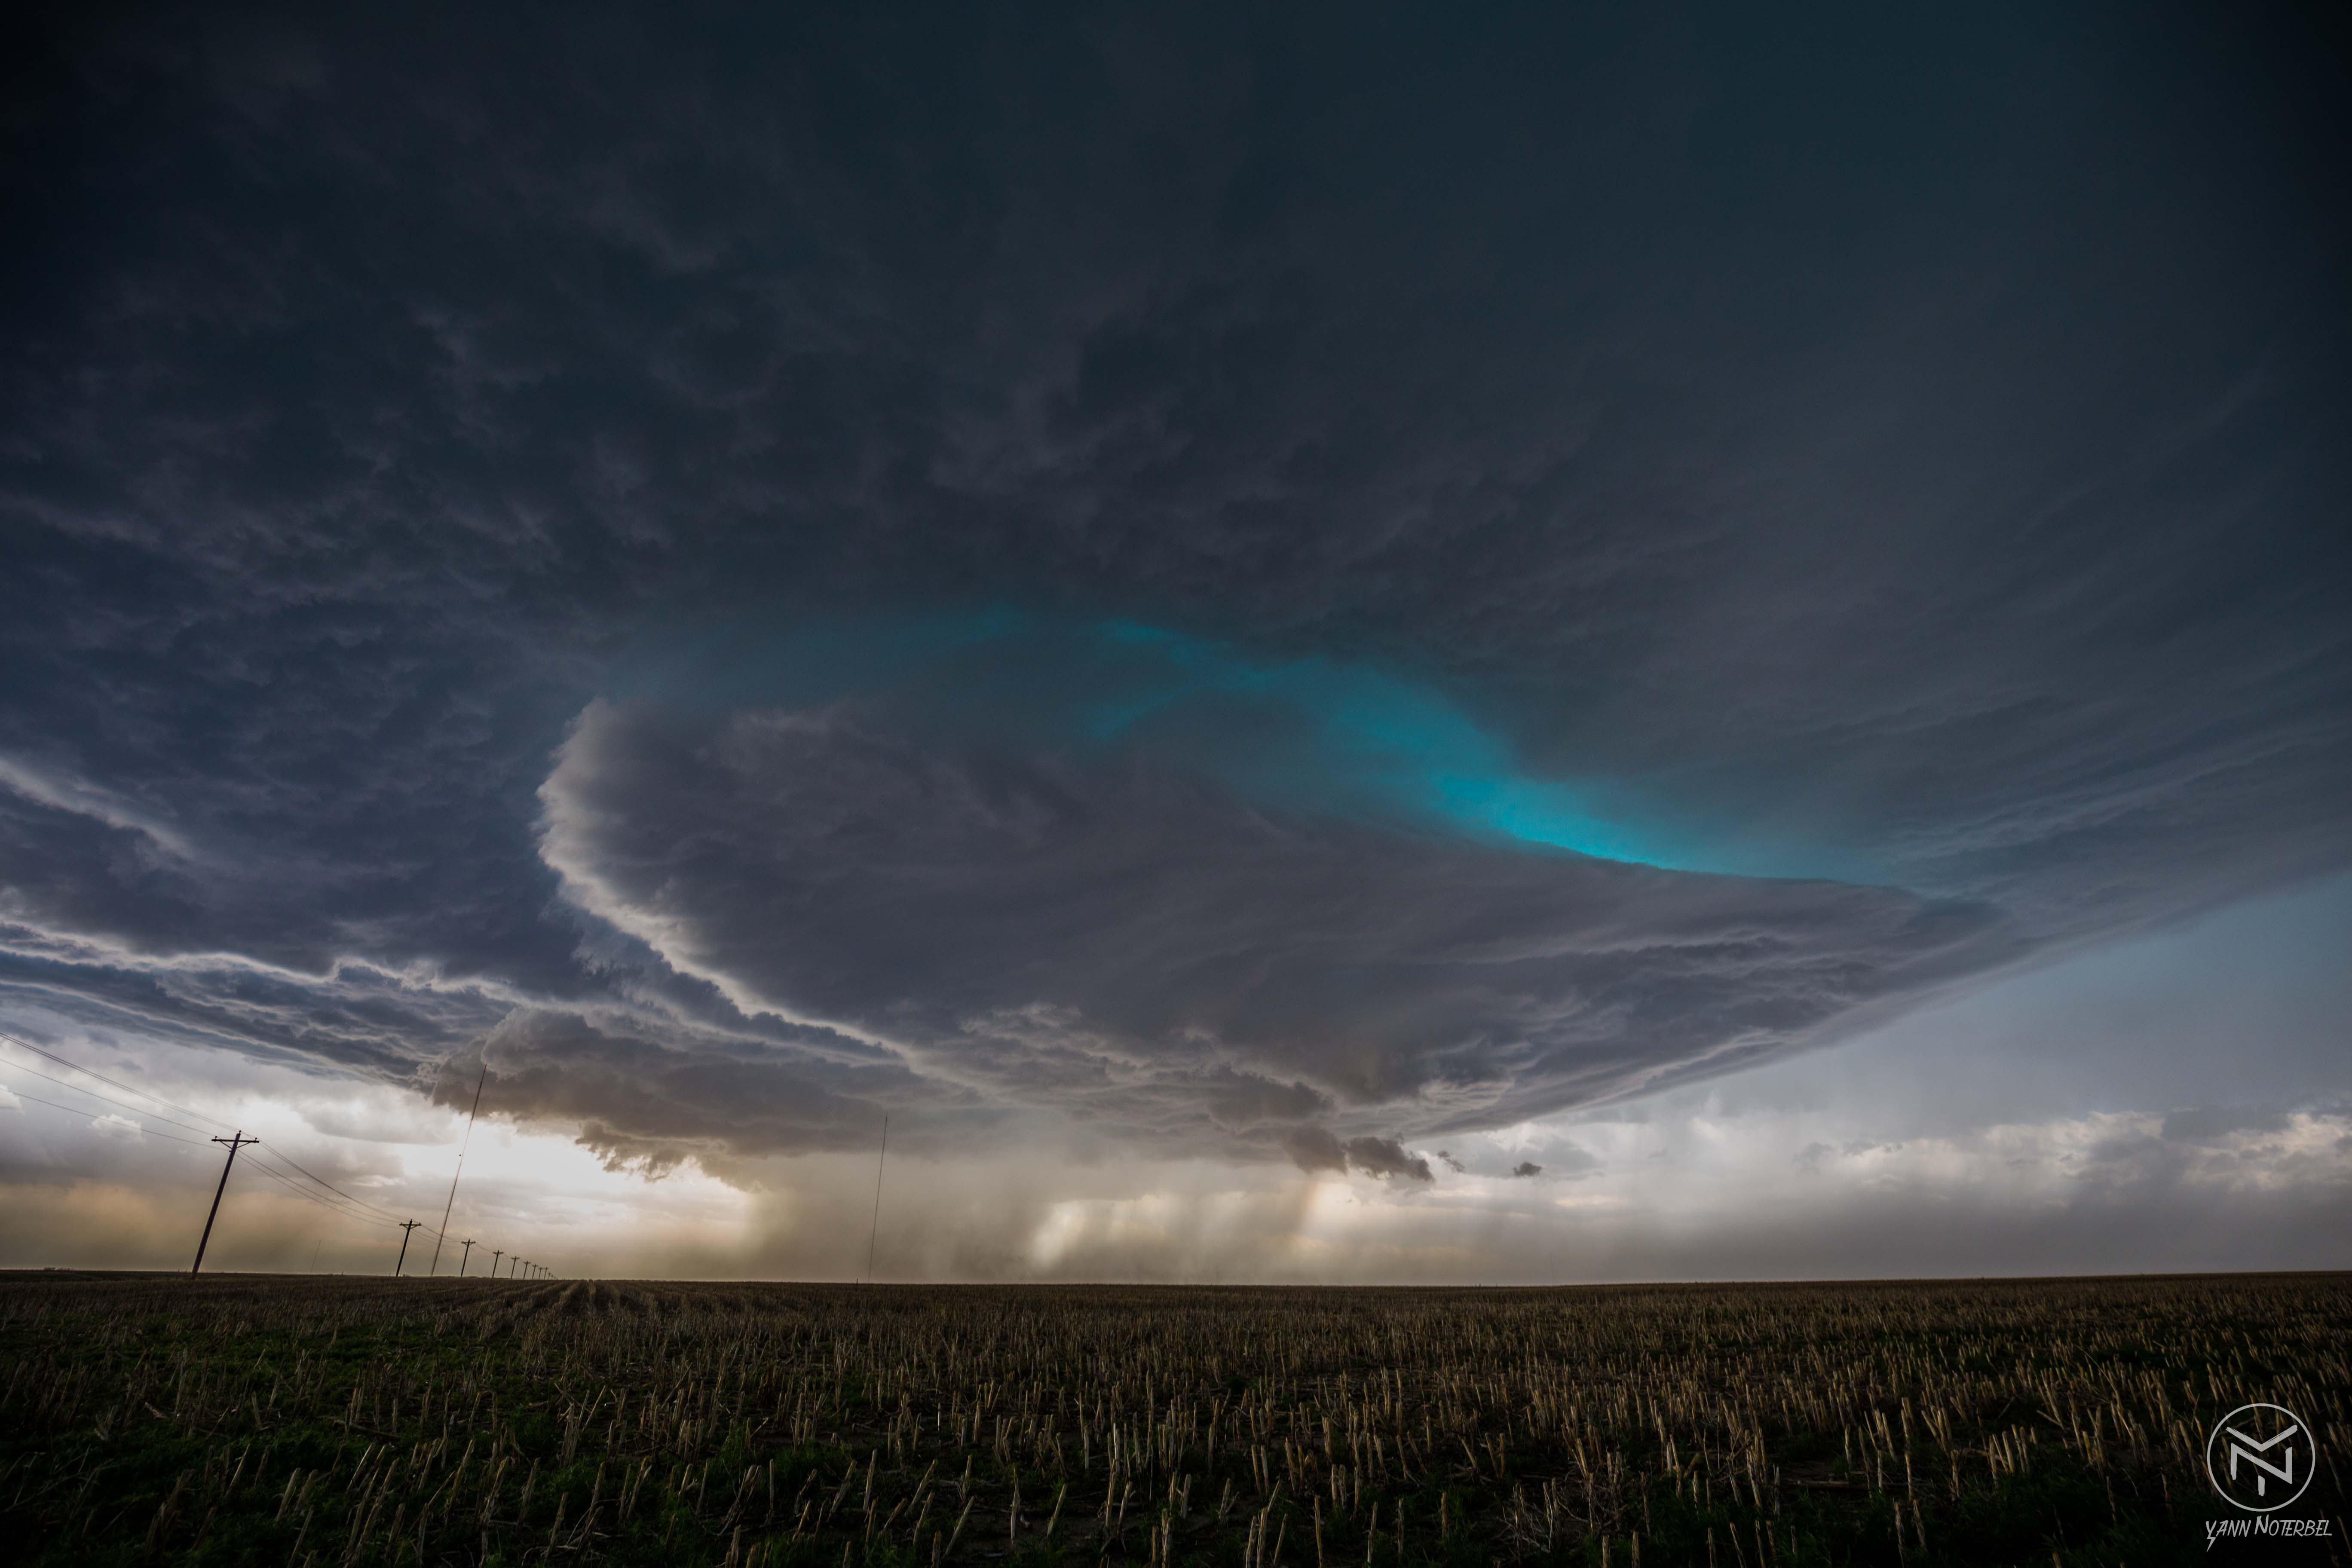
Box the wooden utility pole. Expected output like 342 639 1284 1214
393 1219 422 1275
190 1131 256 1277
490 1248 503 1276
458 1238 475 1275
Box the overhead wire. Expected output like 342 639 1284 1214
242 1148 410 1228
0 1025 528 1264
0 1027 239 1133
254 1144 411 1225
5 1089 211 1145
0 1057 220 1137
3 1076 403 1233
0 1026 420 1226
239 1157 404 1231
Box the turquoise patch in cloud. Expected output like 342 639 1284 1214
618 610 1847 880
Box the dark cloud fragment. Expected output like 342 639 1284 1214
1282 1126 1346 1175
1344 1138 1432 1182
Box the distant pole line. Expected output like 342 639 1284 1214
459 1238 475 1276
428 1061 490 1276
394 1219 422 1276
865 1112 888 1284
189 1131 255 1277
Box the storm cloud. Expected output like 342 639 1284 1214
536 695 2017 1152
1 0 2347 1207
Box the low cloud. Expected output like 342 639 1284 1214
1278 1128 1431 1182
88 1114 143 1142
2160 1106 2292 1144
1343 1137 1433 1183
1511 1161 1543 1178
1282 1126 1347 1174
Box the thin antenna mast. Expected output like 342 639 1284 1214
428 1061 490 1276
864 1112 888 1284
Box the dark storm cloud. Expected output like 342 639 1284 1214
1342 1138 1431 1183
438 1006 935 1172
1282 1127 1347 1175
1 3 2346 1165
1277 1127 1428 1182
539 699 2019 1145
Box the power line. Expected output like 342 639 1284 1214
4 1057 414 1239
0 1028 238 1134
4 1089 211 1145
245 1152 393 1219
0 1029 412 1223
251 1144 410 1225
239 1155 403 1231
0 1027 531 1275
5 1078 405 1245
0 1059 219 1136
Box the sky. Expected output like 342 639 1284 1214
0 1 2346 1281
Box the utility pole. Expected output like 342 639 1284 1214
393 1219 422 1276
428 1061 489 1276
458 1238 475 1276
865 1112 888 1284
190 1132 256 1277
490 1248 503 1277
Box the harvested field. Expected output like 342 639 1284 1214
1 1271 2345 1565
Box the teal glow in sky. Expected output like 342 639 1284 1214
1086 619 1677 867
622 612 1845 878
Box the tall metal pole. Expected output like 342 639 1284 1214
428 1062 489 1276
190 1131 256 1276
393 1219 422 1275
865 1112 888 1284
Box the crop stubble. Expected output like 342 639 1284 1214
1 1271 2346 1565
